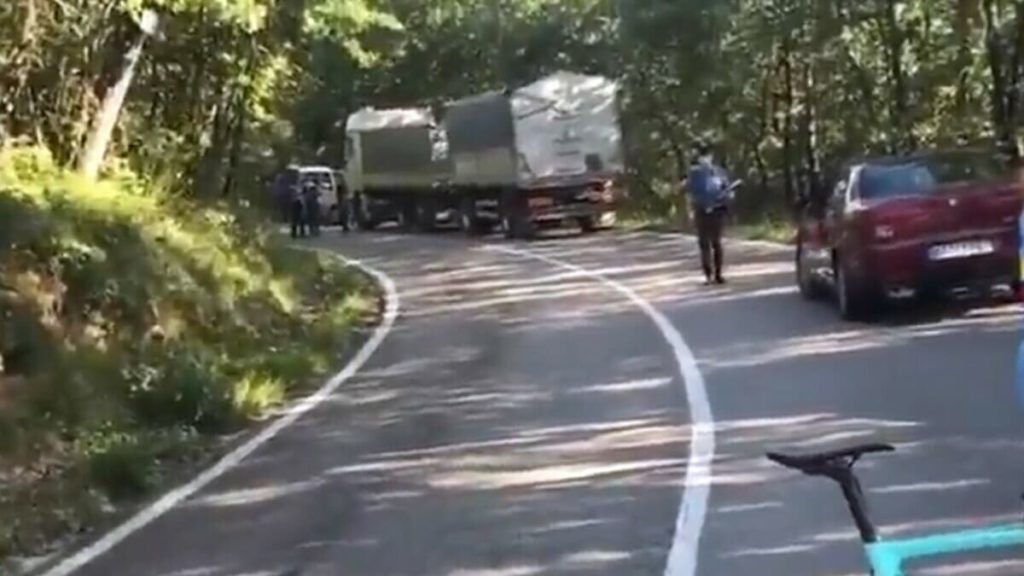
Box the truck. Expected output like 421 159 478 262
343 107 453 231
444 70 626 238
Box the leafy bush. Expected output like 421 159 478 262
231 373 287 421
0 146 375 559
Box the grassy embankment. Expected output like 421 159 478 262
0 147 376 565
617 192 797 245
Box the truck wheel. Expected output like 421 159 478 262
499 191 534 240
500 214 515 239
459 198 484 236
502 210 534 240
353 195 377 231
417 199 437 232
578 216 597 234
396 201 417 232
357 216 377 231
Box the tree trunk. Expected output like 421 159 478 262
882 0 914 152
954 0 974 131
754 72 771 195
1007 0 1024 154
77 31 148 180
982 0 1010 143
779 40 796 206
803 60 822 200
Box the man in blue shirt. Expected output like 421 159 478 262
686 142 731 284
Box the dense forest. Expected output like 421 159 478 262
3 0 1024 217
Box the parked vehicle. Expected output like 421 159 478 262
277 165 341 224
343 107 453 231
795 148 1023 319
444 71 626 238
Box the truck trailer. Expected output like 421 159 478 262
343 107 453 230
444 70 626 238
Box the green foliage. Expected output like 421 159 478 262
0 146 374 559
230 373 286 421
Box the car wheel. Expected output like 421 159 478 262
836 258 871 321
795 242 820 300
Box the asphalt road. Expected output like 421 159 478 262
40 227 1024 576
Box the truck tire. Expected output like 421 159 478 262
416 197 437 232
396 199 417 232
459 197 485 236
501 208 534 240
578 216 597 234
353 195 377 231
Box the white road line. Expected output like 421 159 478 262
39 252 400 576
483 244 715 576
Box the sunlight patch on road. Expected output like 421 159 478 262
189 479 324 509
427 458 679 490
447 565 543 576
559 549 632 564
715 501 783 514
913 558 1024 575
870 478 991 495
719 543 817 558
565 377 672 395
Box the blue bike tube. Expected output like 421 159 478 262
865 524 1024 576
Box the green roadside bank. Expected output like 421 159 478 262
0 147 379 569
618 211 797 246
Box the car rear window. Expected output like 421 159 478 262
860 153 1010 199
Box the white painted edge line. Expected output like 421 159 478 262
39 251 400 576
483 244 715 576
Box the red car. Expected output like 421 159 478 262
795 149 1022 319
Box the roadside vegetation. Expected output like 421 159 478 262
0 146 375 564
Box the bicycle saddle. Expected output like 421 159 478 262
766 443 895 475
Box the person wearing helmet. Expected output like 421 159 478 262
686 142 732 285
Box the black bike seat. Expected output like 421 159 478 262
766 443 895 474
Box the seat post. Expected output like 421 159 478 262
832 466 879 543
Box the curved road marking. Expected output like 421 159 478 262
39 253 400 576
485 244 715 576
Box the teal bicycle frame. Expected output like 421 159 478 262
865 523 1024 575
766 443 1024 576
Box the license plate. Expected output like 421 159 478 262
528 197 554 208
927 240 995 261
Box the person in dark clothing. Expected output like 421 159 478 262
289 183 306 239
302 179 322 237
274 172 292 224
337 179 351 233
686 142 732 285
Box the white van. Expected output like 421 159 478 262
280 165 341 223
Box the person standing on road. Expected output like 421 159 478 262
289 179 307 239
686 142 732 285
337 178 351 233
302 178 322 237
